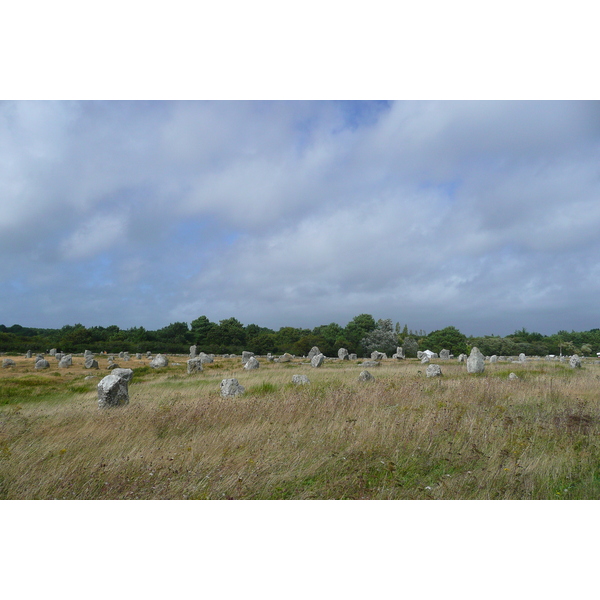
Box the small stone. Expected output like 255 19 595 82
35 358 50 369
220 378 245 397
98 370 132 408
307 347 321 360
518 353 526 362
150 354 168 368
242 351 255 364
426 364 442 377
439 349 450 360
244 356 260 370
490 355 498 363
466 347 485 374
189 345 197 358
569 355 582 368
292 374 310 385
420 355 430 364
278 353 293 363
358 370 375 382
2 358 16 368
508 372 519 380
338 348 349 360
85 358 99 369
360 360 380 367
187 357 204 374
311 353 325 368
58 354 72 368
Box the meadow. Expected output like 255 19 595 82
1 353 599 499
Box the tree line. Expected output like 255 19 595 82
1 317 599 358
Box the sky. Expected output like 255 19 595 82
1 100 600 337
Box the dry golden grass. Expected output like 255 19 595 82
1 353 600 499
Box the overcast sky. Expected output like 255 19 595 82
1 100 599 336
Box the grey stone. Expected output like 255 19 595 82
110 368 134 383
2 358 16 368
466 347 485 374
55 353 63 361
150 354 168 368
199 352 214 364
98 371 131 408
490 355 498 363
122 353 130 362
84 350 93 357
360 360 380 367
292 374 310 385
349 354 357 360
311 353 325 368
58 355 72 368
457 354 467 362
242 351 255 364
85 358 99 369
508 372 519 380
26 350 32 358
136 353 142 360
278 353 293 363
569 355 582 368
371 351 386 360
220 378 245 397
439 349 450 360
417 351 424 359
426 364 442 377
338 348 349 360
420 355 430 364
189 345 197 358
49 348 57 356
118 352 125 359
187 357 204 374
106 362 120 370
244 356 260 370
307 347 321 360
358 370 375 382
35 359 50 369
518 353 526 362
394 347 405 359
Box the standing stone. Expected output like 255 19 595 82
311 353 325 368
439 349 450 360
106 362 120 370
187 357 204 374
35 359 50 369
393 347 405 359
420 355 430 364
220 378 245 397
358 370 375 382
118 352 125 359
360 360 380 367
466 347 485 374
122 352 130 362
508 372 519 380
97 369 133 408
417 351 424 359
49 348 57 356
244 356 260 370
58 355 72 368
457 354 467 362
338 348 349 360
26 350 32 359
189 345 197 358
242 351 255 364
136 353 142 360
2 358 16 368
150 354 168 368
278 353 293 363
490 355 498 363
307 347 321 360
349 354 357 360
371 351 386 360
55 353 63 361
199 352 214 364
426 364 442 377
569 355 582 368
292 374 310 385
84 350 93 358
85 358 99 369
146 351 152 357
518 353 526 362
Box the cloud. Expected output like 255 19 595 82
2 100 600 335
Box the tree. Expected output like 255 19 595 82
344 314 377 354
360 319 399 356
422 326 467 356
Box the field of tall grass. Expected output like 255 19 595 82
1 353 599 499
